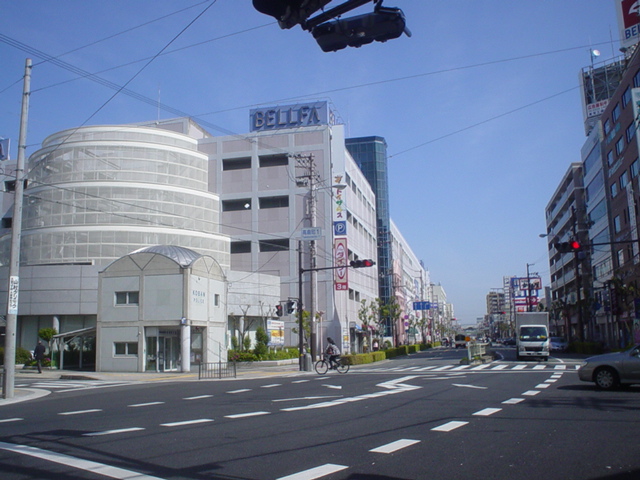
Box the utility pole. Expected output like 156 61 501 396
3 58 31 399
295 154 319 360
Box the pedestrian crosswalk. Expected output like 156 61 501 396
355 362 579 374
17 380 139 393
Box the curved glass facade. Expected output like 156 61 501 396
0 125 229 267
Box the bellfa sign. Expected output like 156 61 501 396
250 102 329 132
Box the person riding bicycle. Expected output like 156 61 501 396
325 337 341 369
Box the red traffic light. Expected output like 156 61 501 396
570 240 581 250
350 259 376 268
275 305 283 316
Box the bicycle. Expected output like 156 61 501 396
314 354 350 374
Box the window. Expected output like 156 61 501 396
623 86 632 108
115 291 139 305
259 238 289 252
222 157 251 170
617 249 625 267
627 122 637 143
610 182 618 198
634 69 640 88
614 215 621 233
222 199 251 211
616 136 625 155
259 154 288 167
214 294 220 307
607 150 614 166
604 119 611 135
259 196 289 209
612 103 621 122
620 171 629 189
114 342 138 356
231 241 251 254
632 158 640 178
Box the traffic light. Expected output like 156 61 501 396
275 304 283 316
311 6 410 52
350 259 376 268
554 240 582 253
252 0 331 29
286 300 297 314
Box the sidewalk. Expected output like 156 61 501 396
1 360 307 407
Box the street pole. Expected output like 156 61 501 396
3 58 31 399
309 159 318 361
298 240 304 370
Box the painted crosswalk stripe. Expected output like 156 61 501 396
533 365 546 370
450 365 471 370
512 364 527 370
414 366 438 371
0 441 166 480
535 383 550 389
471 364 491 370
431 421 468 432
554 365 567 370
502 398 524 405
522 390 540 396
491 365 508 370
276 463 348 480
473 408 502 416
370 439 420 453
432 365 455 371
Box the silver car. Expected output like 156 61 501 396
578 344 640 390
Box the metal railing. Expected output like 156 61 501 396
198 361 237 379
467 341 489 360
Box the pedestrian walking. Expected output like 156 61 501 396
34 340 46 374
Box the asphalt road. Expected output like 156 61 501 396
1 348 638 480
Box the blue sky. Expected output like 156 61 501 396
0 1 622 324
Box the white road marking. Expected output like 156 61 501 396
58 409 102 416
227 389 251 394
276 463 348 480
414 366 438 371
533 365 546 370
473 408 502 416
554 365 567 370
0 418 23 423
545 379 557 383
452 384 487 390
0 441 166 480
224 411 270 419
535 383 550 389
502 398 525 405
432 365 455 371
432 421 468 432
160 419 214 427
84 427 145 437
261 384 282 388
471 364 491 370
491 365 508 370
292 380 310 383
273 396 343 402
370 439 420 453
322 384 342 390
450 365 471 370
512 364 527 370
128 402 164 408
522 390 540 396
184 395 213 400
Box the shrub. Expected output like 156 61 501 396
38 328 57 342
0 347 33 365
253 326 269 358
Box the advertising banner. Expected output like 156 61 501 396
267 320 285 346
617 0 640 49
334 237 348 291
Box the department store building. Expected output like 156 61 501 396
0 101 389 371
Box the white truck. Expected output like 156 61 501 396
515 312 550 361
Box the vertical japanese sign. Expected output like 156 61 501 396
8 275 19 314
333 173 347 236
334 237 348 291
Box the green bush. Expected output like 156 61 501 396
0 347 33 365
228 350 258 362
253 326 269 358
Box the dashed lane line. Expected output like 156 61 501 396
58 409 102 416
431 421 469 432
276 463 348 480
369 439 420 453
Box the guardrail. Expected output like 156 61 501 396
198 361 237 379
467 341 489 360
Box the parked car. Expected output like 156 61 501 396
550 337 568 352
578 344 640 390
502 338 516 346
